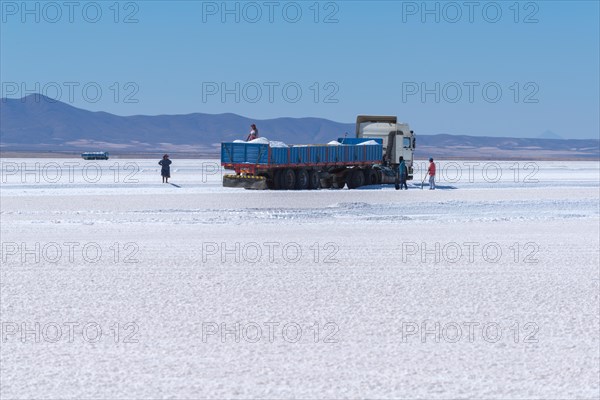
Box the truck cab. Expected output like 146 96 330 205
355 115 415 173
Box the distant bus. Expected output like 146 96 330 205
81 152 109 160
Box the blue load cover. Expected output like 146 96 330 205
221 140 383 166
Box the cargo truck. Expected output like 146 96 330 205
221 115 415 190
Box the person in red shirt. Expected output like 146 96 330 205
427 157 436 190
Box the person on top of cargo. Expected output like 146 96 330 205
246 124 259 141
159 154 172 183
427 157 436 190
399 156 408 190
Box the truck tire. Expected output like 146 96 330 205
282 168 296 190
295 169 310 190
332 176 346 189
320 177 333 189
366 169 379 186
273 170 284 190
347 169 365 189
308 170 321 190
265 174 275 190
358 170 367 187
346 170 355 189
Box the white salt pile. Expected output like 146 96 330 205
356 140 379 145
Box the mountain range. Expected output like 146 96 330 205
1 95 598 160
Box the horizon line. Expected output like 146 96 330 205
2 94 598 142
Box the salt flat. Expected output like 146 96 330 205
1 159 599 399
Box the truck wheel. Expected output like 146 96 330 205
308 170 321 190
282 168 296 190
332 176 346 189
347 170 357 189
346 170 356 189
295 169 309 190
264 174 275 190
357 170 366 187
273 170 283 190
320 177 333 189
366 169 379 186
348 169 365 189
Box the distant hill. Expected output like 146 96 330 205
1 95 598 160
538 130 563 140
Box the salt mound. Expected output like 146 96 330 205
327 140 343 146
232 137 289 147
269 141 289 148
249 137 270 144
357 140 379 145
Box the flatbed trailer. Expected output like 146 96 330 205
222 138 398 190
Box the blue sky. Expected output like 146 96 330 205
1 0 599 139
